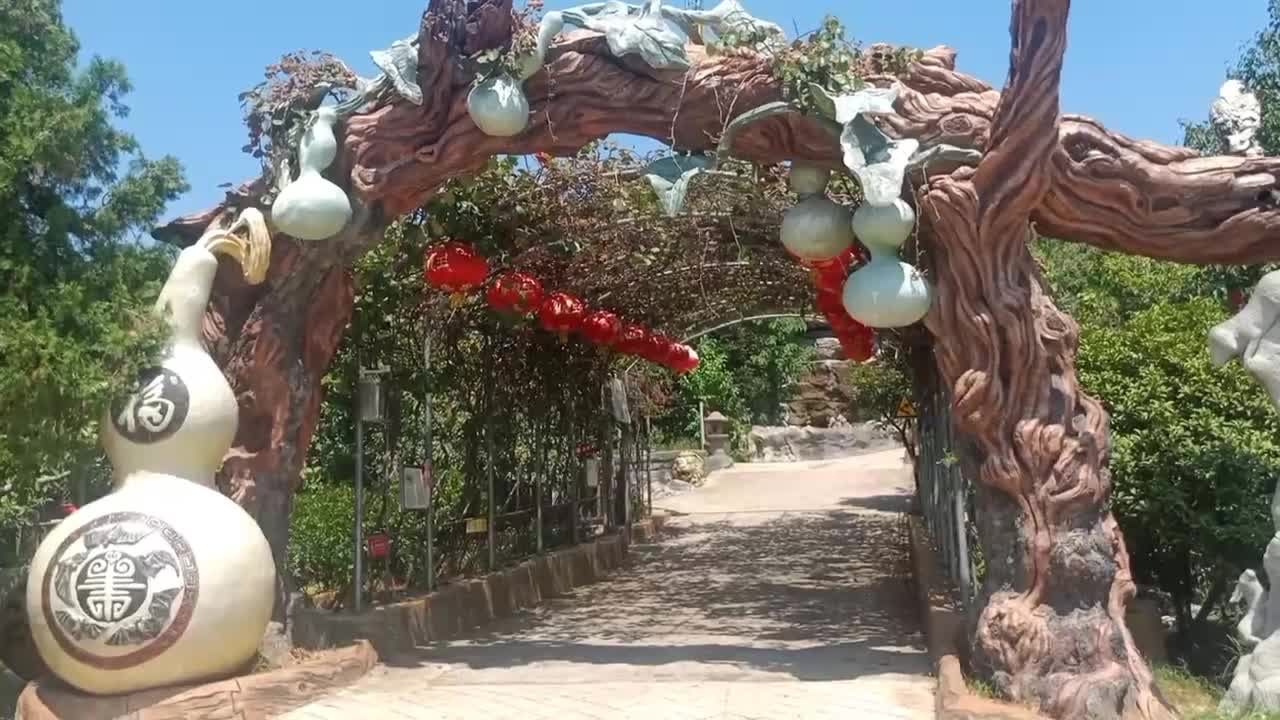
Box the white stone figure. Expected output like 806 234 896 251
270 106 353 240
1233 569 1268 648
26 210 277 695
1211 271 1280 713
1211 79 1264 158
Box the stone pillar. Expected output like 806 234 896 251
703 412 734 473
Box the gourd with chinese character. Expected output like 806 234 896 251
25 211 277 695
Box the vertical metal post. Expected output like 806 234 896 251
423 333 435 591
621 424 632 545
645 415 653 517
353 408 365 613
698 400 706 449
535 452 544 554
483 412 494 568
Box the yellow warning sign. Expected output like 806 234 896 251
465 517 488 534
896 399 917 418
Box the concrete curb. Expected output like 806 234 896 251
297 520 665 657
15 640 377 720
906 515 1046 720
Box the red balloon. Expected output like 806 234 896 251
616 324 649 355
486 271 544 314
538 292 586 338
581 309 623 347
424 241 489 294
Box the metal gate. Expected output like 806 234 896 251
914 375 978 611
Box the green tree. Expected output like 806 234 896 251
1035 239 1280 635
652 319 814 448
0 0 187 559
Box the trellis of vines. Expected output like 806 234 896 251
292 145 820 603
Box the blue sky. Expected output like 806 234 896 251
64 1 1267 221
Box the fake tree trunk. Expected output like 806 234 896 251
155 0 1280 714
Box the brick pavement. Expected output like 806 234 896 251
280 448 934 720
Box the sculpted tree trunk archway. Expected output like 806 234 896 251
156 0 1280 716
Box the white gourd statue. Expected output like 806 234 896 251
842 198 932 328
778 163 854 264
270 106 352 240
25 210 277 696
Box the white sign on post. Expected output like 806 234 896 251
609 377 631 425
400 463 433 510
584 457 599 488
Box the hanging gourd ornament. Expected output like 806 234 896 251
486 270 544 315
616 324 649 356
779 163 854 265
538 292 586 342
581 309 623 348
842 199 933 328
424 242 490 307
270 107 353 240
467 73 530 137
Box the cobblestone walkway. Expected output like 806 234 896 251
281 448 934 720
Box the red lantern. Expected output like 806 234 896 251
616 324 649 355
642 333 676 364
538 292 586 341
581 309 623 347
838 329 875 362
816 289 845 318
425 242 489 306
486 271 544 315
669 344 700 374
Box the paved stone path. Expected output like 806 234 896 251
282 448 934 720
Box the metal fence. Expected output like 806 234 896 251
914 380 978 611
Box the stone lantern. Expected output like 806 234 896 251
703 411 734 472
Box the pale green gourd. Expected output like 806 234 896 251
270 107 353 241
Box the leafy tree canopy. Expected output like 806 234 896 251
0 0 187 555
1035 239 1280 634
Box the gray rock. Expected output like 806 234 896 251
748 423 898 462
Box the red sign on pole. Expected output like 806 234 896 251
366 532 390 559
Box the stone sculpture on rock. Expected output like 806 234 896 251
24 210 277 696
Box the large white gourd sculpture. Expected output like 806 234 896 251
779 164 854 264
26 211 277 695
270 106 352 241
842 199 932 328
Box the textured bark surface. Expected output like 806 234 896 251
918 2 1171 718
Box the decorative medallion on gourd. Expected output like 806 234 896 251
424 242 490 306
538 292 586 341
109 368 190 445
41 512 198 670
